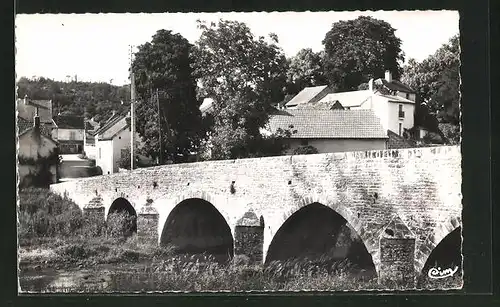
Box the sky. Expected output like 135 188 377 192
15 11 459 86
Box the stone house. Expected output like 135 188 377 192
17 113 59 188
53 115 85 154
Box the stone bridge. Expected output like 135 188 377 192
50 146 462 288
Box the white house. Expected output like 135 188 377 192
94 113 132 175
290 71 417 138
266 109 388 154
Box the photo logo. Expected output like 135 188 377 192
428 266 459 279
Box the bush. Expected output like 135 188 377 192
18 188 84 240
106 211 137 238
293 145 319 155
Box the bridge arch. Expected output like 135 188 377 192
265 196 377 277
106 197 137 235
416 216 462 275
160 196 234 263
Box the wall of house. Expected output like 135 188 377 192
285 138 387 154
396 91 416 103
56 128 84 141
95 139 114 175
18 130 58 159
112 128 132 173
370 95 390 133
387 102 415 136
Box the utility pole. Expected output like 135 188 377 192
129 45 136 170
157 88 163 165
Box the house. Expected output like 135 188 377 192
16 97 57 137
265 109 388 154
17 113 59 188
93 112 147 175
284 85 333 109
53 115 85 154
292 71 417 139
317 71 416 137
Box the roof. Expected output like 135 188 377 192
294 100 345 110
96 115 130 140
285 85 329 107
54 115 85 129
375 78 415 93
377 93 415 104
267 109 388 139
318 90 372 107
16 98 53 124
17 116 53 137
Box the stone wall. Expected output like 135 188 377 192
50 146 462 280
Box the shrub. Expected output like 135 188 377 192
293 145 319 155
106 211 137 238
18 188 84 240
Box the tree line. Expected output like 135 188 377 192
17 16 460 164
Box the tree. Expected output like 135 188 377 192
193 19 288 159
131 29 205 163
402 35 460 125
322 16 404 92
285 49 328 96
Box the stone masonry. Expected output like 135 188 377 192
50 146 462 288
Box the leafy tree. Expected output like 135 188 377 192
402 35 460 125
193 19 288 159
285 49 328 96
16 77 130 121
131 29 205 163
322 16 404 92
293 145 319 155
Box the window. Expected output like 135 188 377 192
99 148 101 159
398 104 405 118
69 131 76 140
406 93 410 100
399 123 402 136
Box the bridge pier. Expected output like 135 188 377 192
136 199 159 244
234 210 264 265
83 195 106 236
378 215 416 288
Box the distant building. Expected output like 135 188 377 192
17 113 59 188
16 97 57 136
53 115 85 154
265 109 388 154
93 112 148 175
285 71 421 144
83 117 100 159
284 85 333 109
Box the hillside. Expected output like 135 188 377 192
16 77 132 124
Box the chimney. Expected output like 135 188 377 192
385 70 392 83
34 108 40 129
368 78 374 92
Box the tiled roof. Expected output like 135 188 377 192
318 90 372 107
285 85 328 107
294 100 343 110
16 98 53 123
97 115 130 140
375 78 415 93
54 115 85 129
17 116 53 137
268 109 388 139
